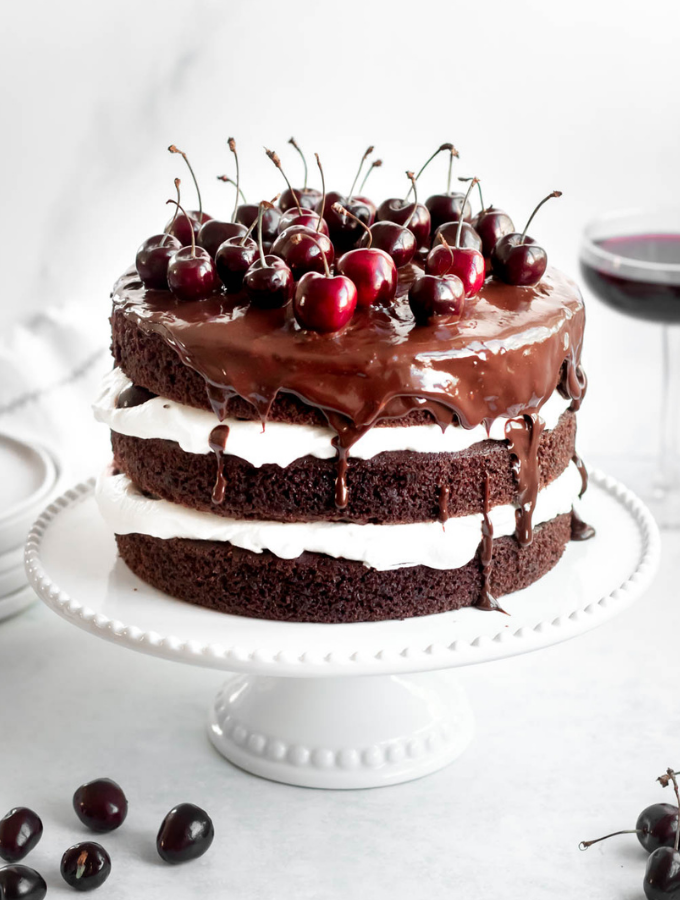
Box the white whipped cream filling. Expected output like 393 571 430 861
94 368 572 468
97 464 581 571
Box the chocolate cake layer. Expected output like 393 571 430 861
115 512 572 623
111 410 576 524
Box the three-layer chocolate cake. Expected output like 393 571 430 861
94 144 592 623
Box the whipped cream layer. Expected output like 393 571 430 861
94 368 572 468
97 464 581 571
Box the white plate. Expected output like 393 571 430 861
25 470 660 677
0 433 59 555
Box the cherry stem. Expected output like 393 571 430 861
446 147 457 195
332 202 371 248
658 770 680 788
437 232 455 275
405 143 457 200
579 830 640 851
315 153 326 233
265 148 302 215
459 176 485 213
228 137 240 224
240 217 258 247
520 191 562 244
359 159 382 195
162 178 181 247
455 177 478 249
166 198 195 258
168 145 202 223
217 175 247 204
660 769 680 853
403 171 418 225
288 137 308 190
256 202 268 266
348 146 374 202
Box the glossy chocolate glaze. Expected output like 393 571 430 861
113 262 587 543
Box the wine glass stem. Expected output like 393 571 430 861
657 324 680 495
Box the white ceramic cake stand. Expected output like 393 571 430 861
25 471 659 789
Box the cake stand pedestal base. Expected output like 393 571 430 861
208 670 474 788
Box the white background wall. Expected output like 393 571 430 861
2 0 679 464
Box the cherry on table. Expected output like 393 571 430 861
408 272 465 325
0 865 46 900
156 803 214 864
60 842 111 892
73 778 128 833
644 847 680 899
580 803 679 855
360 220 416 268
334 203 397 307
491 190 561 286
0 809 43 863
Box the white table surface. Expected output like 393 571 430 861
0 529 675 899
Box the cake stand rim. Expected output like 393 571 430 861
24 470 661 676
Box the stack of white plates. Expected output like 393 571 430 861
0 433 61 621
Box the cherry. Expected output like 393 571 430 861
0 809 43 863
644 771 680 899
580 804 679 854
376 171 431 249
198 138 247 256
0 865 46 900
491 190 561 286
244 202 294 308
156 803 214 864
459 178 515 260
235 203 280 247
60 842 111 892
408 272 465 325
278 208 329 237
215 218 258 292
166 199 216 301
319 146 376 252
418 143 472 234
434 220 483 253
293 232 357 332
73 778 128 833
278 138 322 212
360 220 416 268
271 225 334 280
165 145 211 244
136 233 182 290
334 203 397 307
425 178 485 297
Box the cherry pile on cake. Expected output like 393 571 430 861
94 139 593 623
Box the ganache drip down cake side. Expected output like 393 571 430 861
94 140 593 623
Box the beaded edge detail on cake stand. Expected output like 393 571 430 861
24 472 660 788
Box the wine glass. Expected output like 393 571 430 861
580 207 680 528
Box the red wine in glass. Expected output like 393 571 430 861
580 209 680 526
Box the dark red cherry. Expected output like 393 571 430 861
271 225 334 280
644 847 680 899
236 204 281 242
135 234 182 290
164 210 210 246
426 245 484 297
639 805 680 853
491 191 561 286
73 778 128 833
156 803 214 865
244 256 294 309
215 236 258 292
474 207 515 258
167 246 216 301
278 208 329 237
434 221 482 253
491 233 547 286
294 271 358 332
279 187 321 212
425 193 471 234
360 220 416 268
352 194 377 222
0 865 46 900
320 191 373 252
337 247 397 308
60 842 111 892
197 220 246 258
376 198 431 249
0 809 43 863
409 273 465 325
